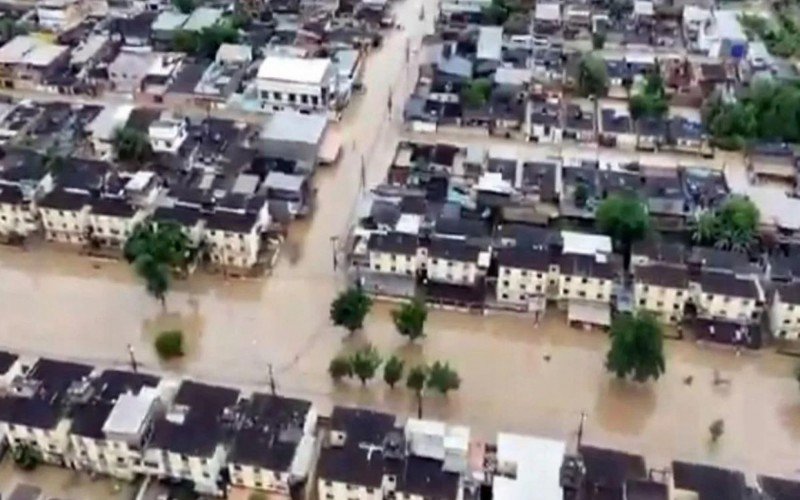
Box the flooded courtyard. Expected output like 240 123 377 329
0 0 795 483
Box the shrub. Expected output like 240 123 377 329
155 330 184 359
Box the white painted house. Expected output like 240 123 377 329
255 56 338 114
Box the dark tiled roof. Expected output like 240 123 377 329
368 232 418 255
626 478 669 500
0 359 93 429
579 445 647 499
758 475 800 500
497 223 561 248
631 239 686 265
433 217 489 239
0 350 17 374
228 393 312 471
38 189 90 211
497 247 551 271
90 197 135 218
150 381 240 457
168 62 208 94
69 370 159 439
559 253 617 280
672 461 748 500
317 407 397 487
153 206 203 227
0 184 24 205
428 238 482 262
396 456 460 498
635 264 688 289
698 271 759 299
205 210 258 233
777 282 800 305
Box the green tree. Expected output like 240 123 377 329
172 0 195 14
172 30 199 54
407 365 428 418
125 222 192 307
577 53 609 99
573 182 589 208
461 78 492 108
383 355 405 388
427 361 461 395
330 287 373 334
691 196 759 252
43 147 65 175
12 444 41 471
391 299 428 341
628 70 668 146
112 127 152 165
592 32 606 49
196 24 240 59
596 194 650 267
328 355 353 381
154 329 184 359
350 344 382 385
481 0 510 25
606 311 666 383
692 211 719 245
0 18 27 43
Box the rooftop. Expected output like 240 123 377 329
228 393 312 470
259 110 327 145
257 56 333 85
698 271 760 299
38 189 90 211
205 210 258 233
150 380 240 457
368 232 418 255
493 433 565 500
635 263 688 289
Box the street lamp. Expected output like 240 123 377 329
127 344 138 373
330 235 339 271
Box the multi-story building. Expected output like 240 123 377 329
255 56 338 114
633 263 690 323
770 283 800 340
367 232 420 277
68 370 162 480
148 113 189 154
204 209 267 269
0 36 70 90
144 381 240 496
0 358 94 466
317 407 465 500
495 247 551 313
0 184 39 241
36 0 87 32
425 238 486 286
86 104 134 160
227 394 317 496
38 189 92 245
152 205 206 248
692 271 764 323
87 197 146 249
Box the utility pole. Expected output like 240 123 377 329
267 363 277 396
127 344 138 373
577 411 587 449
330 235 339 271
360 155 366 191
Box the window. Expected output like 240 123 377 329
596 293 603 300
706 294 713 301
643 286 649 293
676 291 683 297
639 299 646 306
537 273 543 278
578 291 586 298
673 303 680 310
520 283 526 290
582 277 588 284
520 270 528 277
563 289 569 295
535 285 542 292
565 277 572 282
504 268 510 275
656 301 663 307
502 280 509 287
288 93 296 103
273 91 282 100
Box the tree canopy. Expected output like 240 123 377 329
330 287 373 333
112 127 151 164
172 23 240 59
328 355 353 381
691 196 759 252
383 355 405 389
577 53 609 98
124 222 192 306
628 70 668 125
606 311 666 382
407 364 428 417
427 361 461 395
739 12 800 58
703 80 800 149
172 0 196 14
461 78 492 109
391 299 428 341
596 193 650 263
350 344 382 385
154 330 184 359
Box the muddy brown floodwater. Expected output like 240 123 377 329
0 0 796 480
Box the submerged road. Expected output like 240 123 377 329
0 0 796 479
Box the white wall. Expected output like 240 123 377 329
39 206 90 244
634 282 688 323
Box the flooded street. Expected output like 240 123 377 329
0 0 796 481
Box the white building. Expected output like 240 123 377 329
693 271 764 323
36 0 87 32
0 184 39 240
255 56 338 114
0 358 94 466
440 0 491 15
68 370 162 480
227 394 317 495
493 433 566 500
634 263 689 323
86 104 134 160
770 283 800 340
144 381 240 496
425 238 489 286
495 247 552 313
148 113 189 154
204 206 268 269
697 10 749 59
317 407 464 500
37 189 92 244
368 232 421 277
87 197 146 249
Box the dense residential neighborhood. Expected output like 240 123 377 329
0 0 798 497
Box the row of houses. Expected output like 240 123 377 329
0 351 796 500
0 100 335 271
